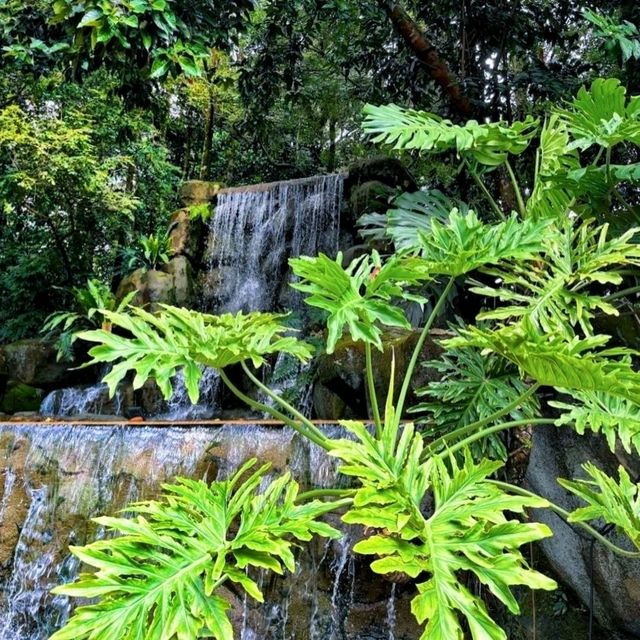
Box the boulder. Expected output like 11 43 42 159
0 382 44 414
168 208 207 265
115 267 146 306
162 256 195 306
313 329 447 420
179 180 222 206
525 425 640 637
349 180 397 217
115 258 195 312
345 156 417 196
0 339 76 389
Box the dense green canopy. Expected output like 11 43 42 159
1 0 639 340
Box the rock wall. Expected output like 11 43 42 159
525 425 640 639
0 423 422 640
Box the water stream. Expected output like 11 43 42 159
205 174 343 313
0 423 418 639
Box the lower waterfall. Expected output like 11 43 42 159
0 423 420 640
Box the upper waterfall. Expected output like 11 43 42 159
204 173 343 313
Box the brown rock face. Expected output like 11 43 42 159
179 180 222 206
0 340 75 389
313 329 447 421
115 258 195 312
168 208 207 265
525 425 640 638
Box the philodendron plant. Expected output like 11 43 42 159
51 77 640 640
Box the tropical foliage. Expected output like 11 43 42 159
1 1 639 635
41 279 136 361
50 75 640 640
50 460 345 640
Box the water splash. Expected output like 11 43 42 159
157 367 222 420
40 383 124 417
387 583 397 640
205 174 343 313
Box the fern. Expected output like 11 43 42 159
50 460 344 640
551 391 640 456
559 463 640 550
362 103 538 166
42 279 136 361
289 251 427 353
473 219 640 336
77 305 313 401
411 347 539 460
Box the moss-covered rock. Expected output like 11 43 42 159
0 382 44 413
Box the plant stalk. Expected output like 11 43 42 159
489 480 640 559
297 488 357 502
240 362 331 450
423 383 541 456
395 276 455 423
605 284 640 302
219 368 330 450
365 342 383 437
505 159 527 217
464 158 505 219
438 418 556 458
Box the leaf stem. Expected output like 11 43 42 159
464 158 504 219
395 277 455 424
489 480 640 559
505 159 527 217
438 418 556 458
218 368 330 451
605 284 640 302
365 342 383 437
296 488 357 502
423 383 541 456
240 362 331 450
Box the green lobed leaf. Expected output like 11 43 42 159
559 463 640 550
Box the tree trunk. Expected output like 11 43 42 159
327 118 337 172
377 0 473 118
199 88 215 180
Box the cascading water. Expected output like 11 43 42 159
205 174 343 313
157 367 222 420
0 422 420 640
40 383 124 418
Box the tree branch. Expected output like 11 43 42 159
377 0 473 118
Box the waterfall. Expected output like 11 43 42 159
0 422 421 639
205 174 343 313
156 367 222 420
0 423 338 640
40 383 124 418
